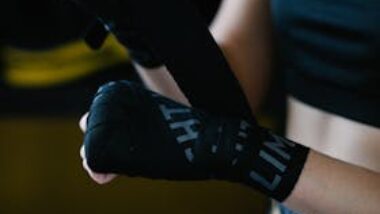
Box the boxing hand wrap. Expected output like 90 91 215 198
70 0 252 119
72 0 163 67
84 81 310 201
114 27 163 68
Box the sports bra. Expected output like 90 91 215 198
271 0 380 127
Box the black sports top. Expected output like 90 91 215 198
271 0 380 127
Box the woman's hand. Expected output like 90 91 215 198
79 113 118 184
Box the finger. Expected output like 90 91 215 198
79 113 117 184
80 145 85 159
95 173 118 184
79 112 89 132
82 158 118 185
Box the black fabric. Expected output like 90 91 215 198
286 70 380 127
123 0 252 119
85 80 310 201
272 0 380 127
82 0 222 67
71 0 252 120
83 18 109 50
73 0 166 67
114 26 164 68
85 81 209 179
82 14 164 67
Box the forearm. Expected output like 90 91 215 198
210 0 273 111
135 60 380 214
133 63 190 105
286 150 380 214
134 0 272 111
84 81 380 213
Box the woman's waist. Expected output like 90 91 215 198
286 96 380 172
284 66 380 128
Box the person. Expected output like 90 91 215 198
74 0 380 213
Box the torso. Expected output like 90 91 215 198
271 0 380 173
286 96 380 173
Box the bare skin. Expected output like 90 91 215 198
285 151 380 214
210 0 273 111
79 68 380 214
79 0 380 212
79 79 380 213
287 97 380 173
211 0 380 174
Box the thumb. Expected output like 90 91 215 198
79 112 89 133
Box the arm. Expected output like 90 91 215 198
80 118 380 213
120 4 380 212
210 0 273 110
135 0 272 111
82 81 380 214
133 63 190 106
79 0 380 212
286 151 380 214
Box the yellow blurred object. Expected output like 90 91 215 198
3 35 129 88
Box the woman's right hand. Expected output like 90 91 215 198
79 113 118 184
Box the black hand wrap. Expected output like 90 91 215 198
71 0 252 120
74 0 163 68
85 81 310 201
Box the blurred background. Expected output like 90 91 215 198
0 0 286 213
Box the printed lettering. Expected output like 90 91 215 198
250 170 282 191
170 119 200 144
159 104 191 120
264 135 293 161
